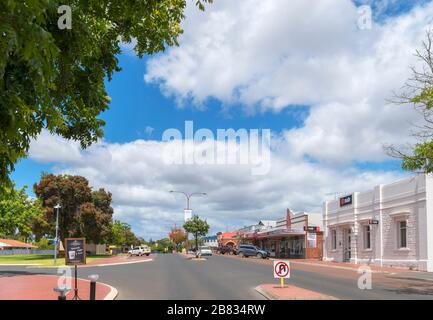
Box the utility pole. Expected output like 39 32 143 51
54 204 61 265
169 191 207 253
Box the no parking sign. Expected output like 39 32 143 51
274 260 290 279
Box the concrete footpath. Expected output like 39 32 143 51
0 274 117 300
255 284 338 300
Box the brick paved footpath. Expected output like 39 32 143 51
0 274 116 300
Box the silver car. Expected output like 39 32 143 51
197 246 213 256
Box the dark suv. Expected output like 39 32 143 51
217 246 234 255
235 245 269 259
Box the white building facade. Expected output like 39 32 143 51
203 235 218 248
323 174 433 272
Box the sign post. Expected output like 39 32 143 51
65 238 86 300
274 260 290 288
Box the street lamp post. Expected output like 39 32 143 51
54 204 61 265
169 191 207 253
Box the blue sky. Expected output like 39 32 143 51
12 53 309 193
11 0 433 239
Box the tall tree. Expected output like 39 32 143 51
183 215 209 251
169 227 187 252
386 30 433 172
0 185 46 241
0 0 212 190
33 174 113 243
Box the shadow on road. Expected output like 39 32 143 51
0 270 50 278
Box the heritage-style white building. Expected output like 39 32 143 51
323 174 433 272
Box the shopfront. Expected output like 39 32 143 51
238 209 324 259
323 174 433 271
242 229 323 259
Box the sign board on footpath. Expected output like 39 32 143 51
65 238 86 265
65 238 86 300
274 260 290 288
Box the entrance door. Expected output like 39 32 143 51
343 228 351 262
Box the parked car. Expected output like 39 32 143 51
197 246 213 256
235 245 269 259
128 246 151 256
217 245 235 255
142 245 151 256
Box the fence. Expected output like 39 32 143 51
0 249 54 255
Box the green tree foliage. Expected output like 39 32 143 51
183 215 209 251
152 237 174 253
0 185 46 240
33 173 113 243
387 30 433 172
109 220 140 246
0 0 212 190
34 237 54 250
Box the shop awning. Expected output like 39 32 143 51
240 228 306 240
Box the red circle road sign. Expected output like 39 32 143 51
274 261 290 278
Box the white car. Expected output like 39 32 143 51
197 246 212 256
128 246 151 256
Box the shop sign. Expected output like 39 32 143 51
339 194 353 207
304 226 320 232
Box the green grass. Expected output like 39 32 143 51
0 254 110 266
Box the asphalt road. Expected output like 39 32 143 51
2 254 433 300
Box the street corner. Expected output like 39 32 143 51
0 274 118 300
254 284 338 300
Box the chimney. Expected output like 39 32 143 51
286 208 292 229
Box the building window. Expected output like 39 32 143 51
397 220 407 248
363 225 371 249
331 229 337 250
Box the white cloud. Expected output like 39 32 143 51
28 130 82 164
145 0 433 163
28 132 407 239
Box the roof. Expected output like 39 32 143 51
204 235 217 241
258 220 277 227
221 230 239 238
0 239 37 248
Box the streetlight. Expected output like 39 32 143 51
169 191 207 253
54 203 61 265
169 191 207 210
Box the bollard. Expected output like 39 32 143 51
88 274 99 300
